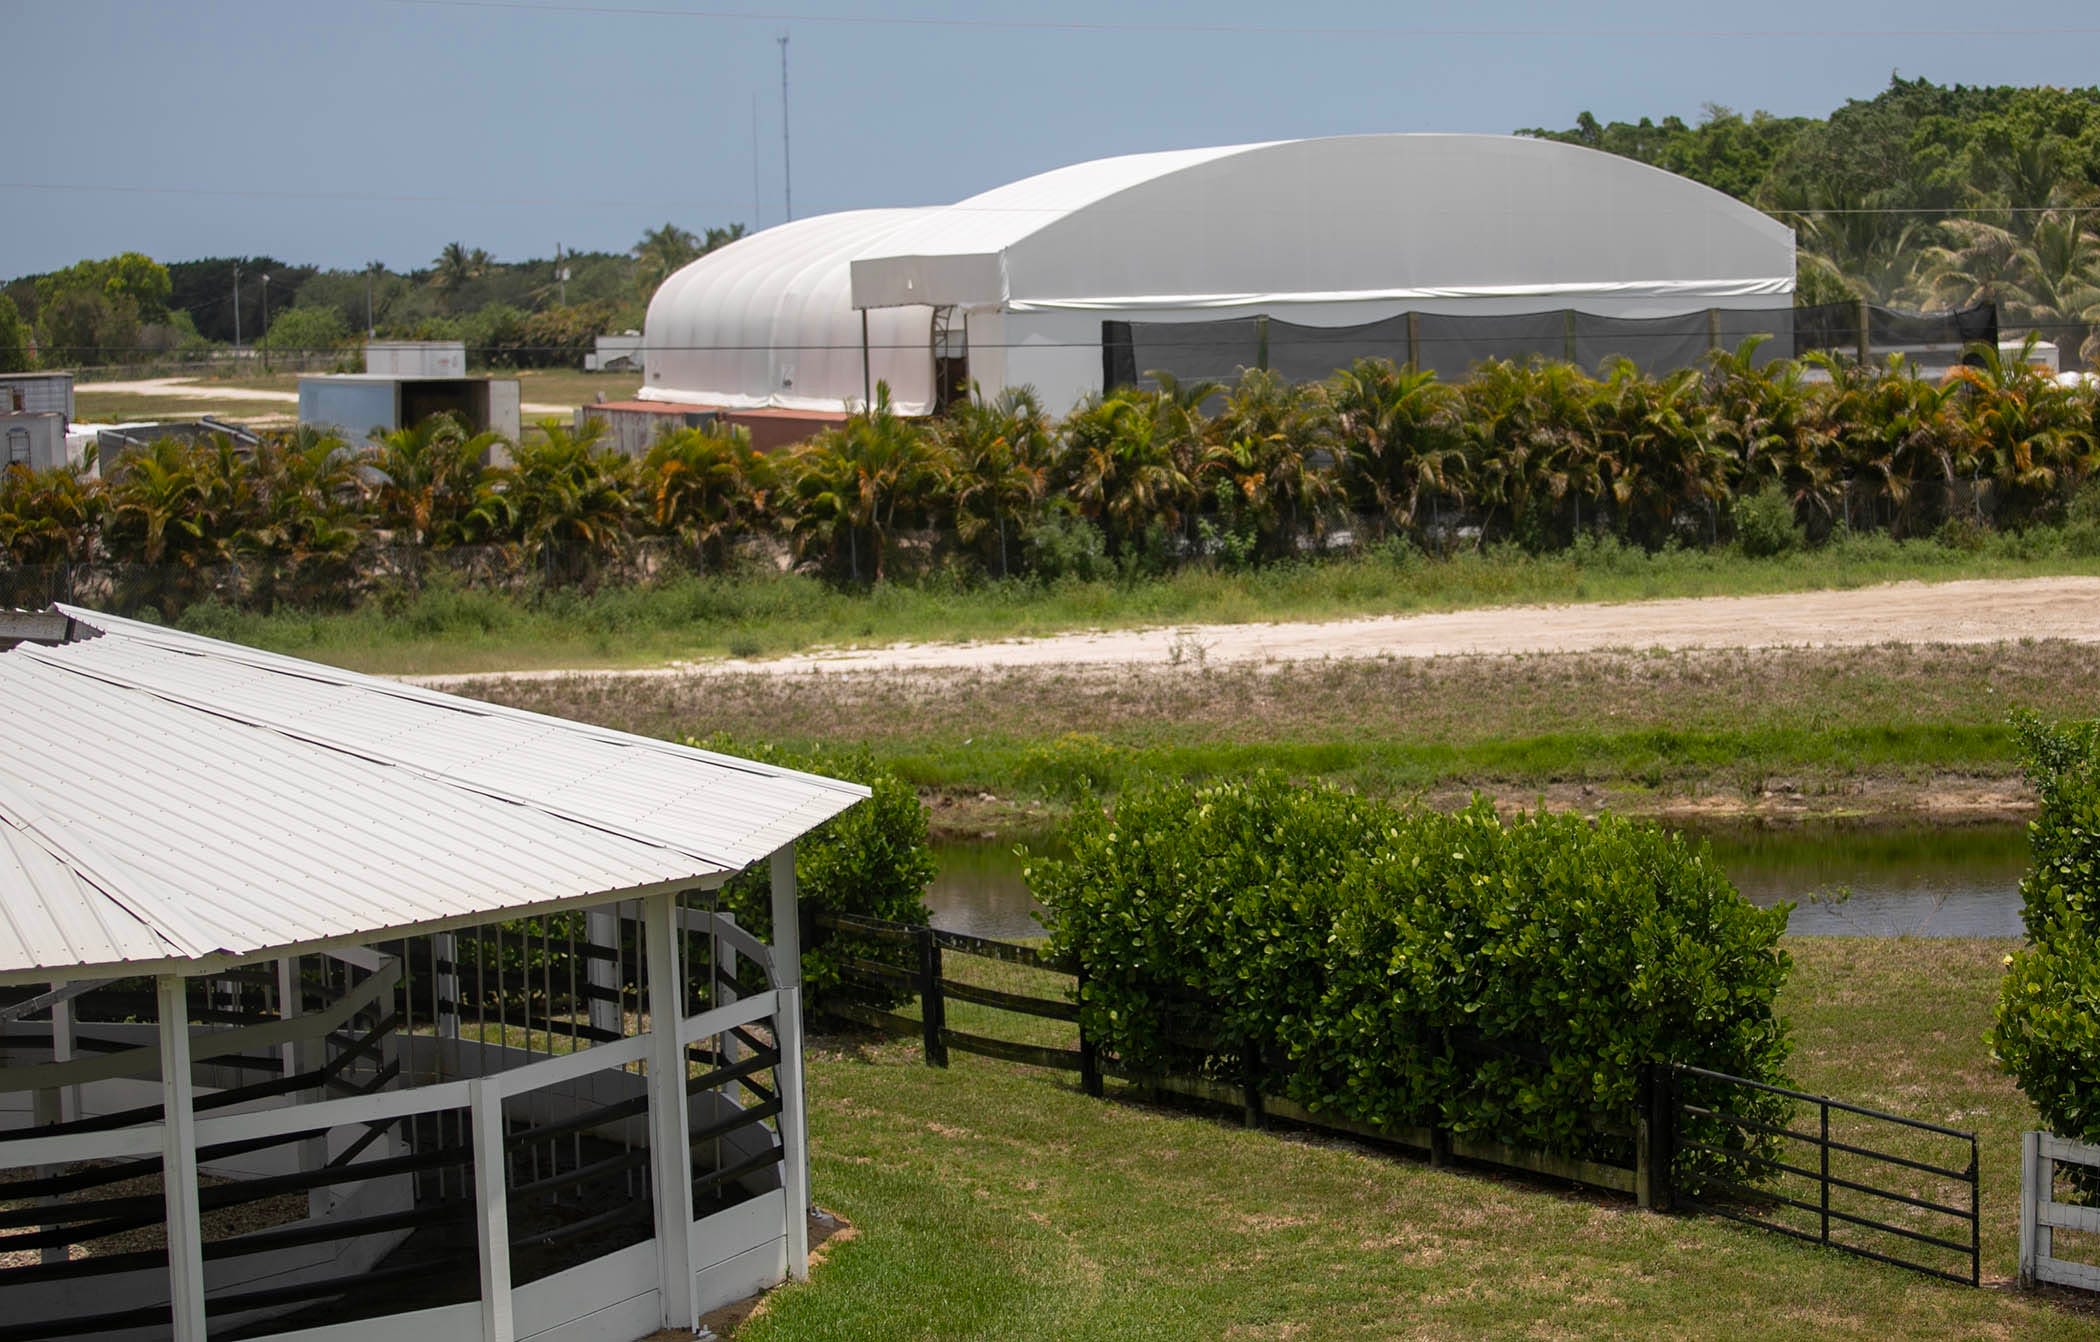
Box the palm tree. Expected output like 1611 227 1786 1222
1457 359 1598 549
1705 338 1839 533
1946 342 2100 528
370 413 499 555
1591 361 1728 547
0 458 103 569
1061 389 1191 561
1322 357 1465 540
1810 353 1970 536
1197 368 1341 559
496 418 638 581
431 242 490 301
639 423 776 572
934 386 1057 578
783 385 944 583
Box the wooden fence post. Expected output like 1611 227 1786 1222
1652 1065 1676 1212
1635 1063 1655 1210
1075 961 1103 1098
918 927 948 1068
2019 1130 2040 1288
1241 1044 1264 1131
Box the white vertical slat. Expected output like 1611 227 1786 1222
769 845 810 1279
645 892 697 1330
434 933 460 1041
470 1078 515 1342
277 957 300 1077
159 974 208 1342
777 984 811 1281
586 909 621 1039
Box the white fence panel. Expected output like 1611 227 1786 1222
2021 1130 2100 1291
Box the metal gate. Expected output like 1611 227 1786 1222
1663 1063 1980 1286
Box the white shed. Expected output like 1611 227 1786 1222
0 607 863 1341
640 133 1796 417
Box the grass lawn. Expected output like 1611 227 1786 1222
734 938 2093 1340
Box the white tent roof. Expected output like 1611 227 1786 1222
638 134 1794 417
851 134 1794 313
0 608 867 984
641 208 943 416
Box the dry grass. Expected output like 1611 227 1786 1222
460 641 2086 831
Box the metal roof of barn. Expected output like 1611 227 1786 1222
0 606 868 984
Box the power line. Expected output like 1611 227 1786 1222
0 181 727 210
10 176 2098 220
374 0 2100 40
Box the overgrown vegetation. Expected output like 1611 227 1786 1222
1994 713 2100 1146
7 343 2100 624
1525 77 2100 357
1029 775 1791 1162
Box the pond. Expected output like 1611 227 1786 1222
926 821 2034 942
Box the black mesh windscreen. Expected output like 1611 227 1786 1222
1120 317 1263 389
1412 311 1570 379
1265 314 1414 384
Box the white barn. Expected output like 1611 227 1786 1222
639 133 1796 419
0 607 863 1342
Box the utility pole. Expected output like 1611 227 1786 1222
365 267 375 337
260 273 272 373
232 262 241 351
778 34 793 222
556 242 568 305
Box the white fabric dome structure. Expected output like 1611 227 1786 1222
641 133 1795 419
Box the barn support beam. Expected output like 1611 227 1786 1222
158 974 208 1342
771 843 811 1278
645 892 697 1329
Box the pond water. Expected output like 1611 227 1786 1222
926 821 2034 942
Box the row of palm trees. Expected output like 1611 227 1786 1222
3 345 2097 607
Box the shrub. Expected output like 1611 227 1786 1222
1995 713 2100 1145
1733 483 1802 558
698 736 935 998
1030 774 1792 1161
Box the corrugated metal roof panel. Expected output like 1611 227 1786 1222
0 608 868 983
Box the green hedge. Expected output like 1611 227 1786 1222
1995 714 2100 1142
1029 775 1792 1160
697 737 934 997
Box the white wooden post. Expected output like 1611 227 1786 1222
2021 1130 2044 1288
469 1078 515 1342
51 986 75 1122
158 974 208 1342
770 845 811 1279
644 892 697 1329
586 909 621 1038
40 981 77 1266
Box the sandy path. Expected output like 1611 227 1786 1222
78 378 570 415
414 575 2100 685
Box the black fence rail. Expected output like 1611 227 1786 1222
1664 1063 1980 1287
812 911 1641 1198
814 911 1986 1291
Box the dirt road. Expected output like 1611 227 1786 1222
413 575 2100 686
79 378 572 416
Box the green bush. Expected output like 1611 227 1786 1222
1030 774 1792 1161
698 737 935 998
1733 484 1802 558
1995 713 2100 1144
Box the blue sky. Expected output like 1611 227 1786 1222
8 0 2100 275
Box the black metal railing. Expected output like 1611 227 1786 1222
1665 1063 1980 1287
